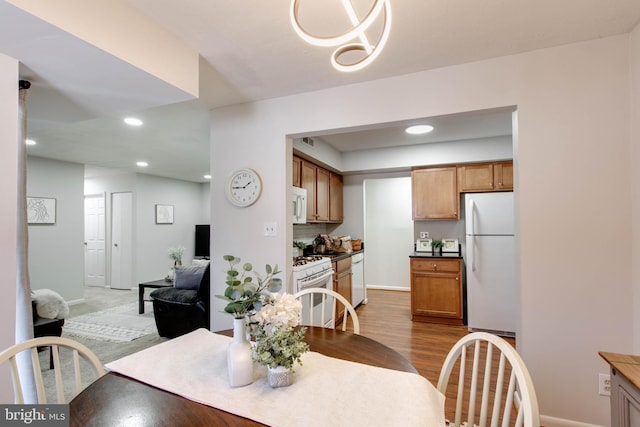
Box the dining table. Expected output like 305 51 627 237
69 327 444 426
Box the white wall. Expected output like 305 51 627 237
211 35 633 425
364 177 413 290
135 174 206 282
27 157 85 301
0 51 19 404
630 21 640 354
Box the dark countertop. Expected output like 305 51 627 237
409 251 463 259
310 249 364 261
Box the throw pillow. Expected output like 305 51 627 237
174 264 206 290
191 259 210 267
32 289 69 319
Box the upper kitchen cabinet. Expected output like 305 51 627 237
412 166 459 220
300 158 343 223
292 155 302 187
457 161 513 192
329 172 344 222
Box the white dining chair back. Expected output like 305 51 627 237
0 336 105 404
294 288 360 334
437 332 539 427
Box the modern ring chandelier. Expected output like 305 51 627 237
289 0 392 72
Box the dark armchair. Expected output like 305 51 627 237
150 264 210 338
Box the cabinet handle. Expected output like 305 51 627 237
432 264 437 270
489 182 493 187
456 277 459 281
498 181 503 186
452 211 457 216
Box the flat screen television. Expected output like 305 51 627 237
195 224 210 259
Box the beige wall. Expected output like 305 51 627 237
631 21 640 354
211 34 633 425
0 52 19 402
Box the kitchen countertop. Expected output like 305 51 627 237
409 251 463 259
310 249 364 261
599 352 640 391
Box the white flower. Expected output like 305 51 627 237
251 293 302 334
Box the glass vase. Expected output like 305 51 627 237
227 317 253 387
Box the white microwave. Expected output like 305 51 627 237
292 187 307 224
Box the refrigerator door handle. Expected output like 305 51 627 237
468 199 476 271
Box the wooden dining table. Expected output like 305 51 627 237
69 327 426 426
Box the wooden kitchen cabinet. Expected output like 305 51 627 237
410 258 463 325
329 172 343 222
300 158 343 223
457 161 513 192
412 166 459 220
292 155 302 187
333 257 352 327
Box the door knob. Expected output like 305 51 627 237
114 243 118 247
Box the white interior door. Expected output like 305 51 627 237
111 192 133 290
84 194 106 286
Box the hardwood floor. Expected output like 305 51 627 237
354 289 517 423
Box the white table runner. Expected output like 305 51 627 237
105 328 445 427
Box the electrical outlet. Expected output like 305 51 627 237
419 232 429 239
263 222 277 237
598 373 611 396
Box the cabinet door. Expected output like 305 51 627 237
494 161 513 190
301 160 316 221
412 167 459 220
292 156 302 187
458 163 494 192
329 172 343 223
316 167 330 221
411 271 462 320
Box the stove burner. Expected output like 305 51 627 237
293 255 324 266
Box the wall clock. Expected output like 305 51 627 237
226 168 262 207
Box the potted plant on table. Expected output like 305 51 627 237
168 246 185 266
217 255 282 387
250 293 309 387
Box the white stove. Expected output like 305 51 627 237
292 256 334 327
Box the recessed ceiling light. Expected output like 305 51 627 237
405 125 434 135
124 117 143 126
25 139 36 146
203 174 211 180
136 161 148 167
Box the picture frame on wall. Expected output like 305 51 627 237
27 197 56 224
155 204 174 224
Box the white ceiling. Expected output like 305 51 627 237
2 0 640 182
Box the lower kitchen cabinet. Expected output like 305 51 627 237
410 258 463 325
600 352 640 427
333 257 352 327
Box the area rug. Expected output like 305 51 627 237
63 302 157 342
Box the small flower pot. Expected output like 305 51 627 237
267 365 292 388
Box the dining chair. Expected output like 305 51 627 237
0 336 105 404
437 332 539 427
294 288 360 334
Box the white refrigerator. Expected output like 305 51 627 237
465 192 515 337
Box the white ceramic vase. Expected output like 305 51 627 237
227 317 254 387
267 365 292 388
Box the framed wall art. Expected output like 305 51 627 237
442 238 459 253
27 197 56 224
155 204 174 224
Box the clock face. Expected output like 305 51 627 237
226 168 262 207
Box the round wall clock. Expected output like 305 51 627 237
226 168 262 207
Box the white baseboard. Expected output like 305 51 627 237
540 414 605 427
66 298 85 306
366 285 410 292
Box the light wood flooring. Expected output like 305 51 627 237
354 289 517 423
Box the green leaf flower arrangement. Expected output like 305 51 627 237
250 293 309 372
217 255 282 319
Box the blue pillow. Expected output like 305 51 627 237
174 265 206 290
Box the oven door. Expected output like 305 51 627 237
297 269 334 328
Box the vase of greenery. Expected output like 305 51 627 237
251 293 309 388
218 255 282 387
168 246 185 266
431 239 444 255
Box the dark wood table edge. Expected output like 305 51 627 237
70 327 420 426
